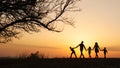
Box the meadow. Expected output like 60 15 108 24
0 57 120 68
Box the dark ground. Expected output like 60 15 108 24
0 58 120 68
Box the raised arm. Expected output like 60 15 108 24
74 44 79 48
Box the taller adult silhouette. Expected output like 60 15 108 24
93 42 100 58
75 41 86 58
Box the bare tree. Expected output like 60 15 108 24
0 0 80 43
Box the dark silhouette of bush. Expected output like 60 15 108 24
27 51 44 59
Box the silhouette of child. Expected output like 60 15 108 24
87 46 92 58
101 47 108 58
70 46 77 58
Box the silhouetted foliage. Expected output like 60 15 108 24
28 51 44 59
0 0 80 43
18 51 44 59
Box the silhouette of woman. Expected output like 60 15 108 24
93 42 100 58
75 41 86 58
69 46 77 58
87 46 92 58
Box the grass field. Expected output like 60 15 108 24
0 58 120 68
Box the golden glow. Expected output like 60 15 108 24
0 0 120 58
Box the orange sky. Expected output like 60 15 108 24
0 0 120 58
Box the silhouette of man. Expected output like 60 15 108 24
69 46 77 58
75 41 86 58
93 42 100 58
87 46 92 58
101 47 108 58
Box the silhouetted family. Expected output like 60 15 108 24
70 41 108 58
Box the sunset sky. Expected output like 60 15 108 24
0 0 120 58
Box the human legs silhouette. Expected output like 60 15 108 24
70 53 73 58
80 52 85 58
104 53 106 58
74 53 77 58
95 53 98 58
89 54 91 58
70 52 77 58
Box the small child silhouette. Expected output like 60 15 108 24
101 47 108 58
70 46 77 58
87 46 92 58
